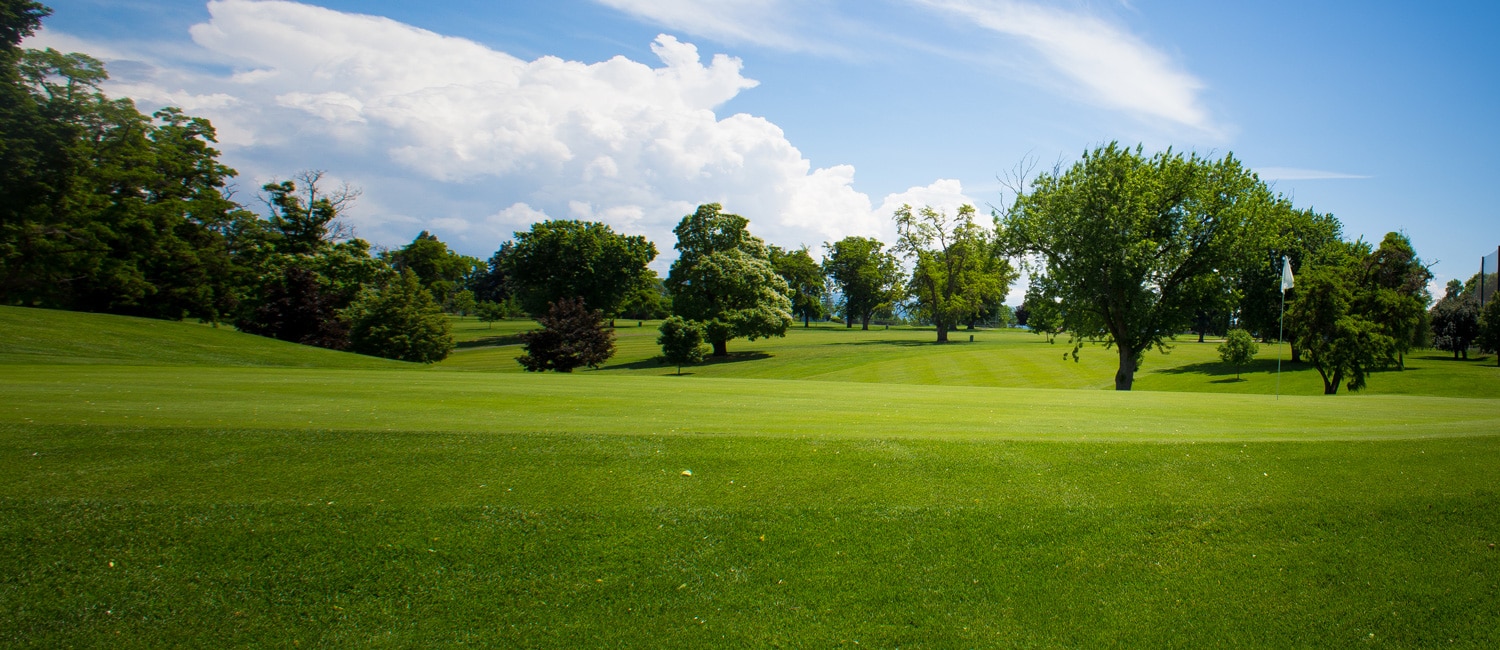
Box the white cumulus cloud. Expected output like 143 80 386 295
28 0 933 260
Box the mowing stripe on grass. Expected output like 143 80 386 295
5 366 1499 442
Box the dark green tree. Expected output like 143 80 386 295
387 230 482 305
666 203 792 356
769 244 825 327
503 220 656 320
516 296 616 372
618 268 670 320
657 315 706 375
1477 292 1500 366
895 203 1015 342
1233 206 1344 347
1354 232 1431 369
1430 280 1480 360
822 236 902 330
1287 259 1391 394
344 270 454 363
1003 143 1276 390
1 42 243 321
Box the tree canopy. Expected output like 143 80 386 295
502 219 656 319
822 236 902 330
894 203 1015 342
665 203 792 356
769 245 826 327
1003 143 1275 390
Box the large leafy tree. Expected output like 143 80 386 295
387 230 482 306
344 270 454 363
1287 256 1391 394
1355 232 1432 369
1003 143 1274 390
1477 292 1500 366
1233 206 1344 350
769 245 826 327
666 203 792 356
1 39 244 321
503 219 656 319
822 236 902 330
1430 280 1480 360
894 204 1015 342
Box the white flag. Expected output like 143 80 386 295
1280 256 1295 292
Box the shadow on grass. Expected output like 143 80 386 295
455 334 523 349
1409 353 1494 364
1210 377 1248 384
603 351 773 371
1158 358 1286 377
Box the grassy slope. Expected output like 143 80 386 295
0 306 409 369
2 308 1499 646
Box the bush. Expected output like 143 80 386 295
344 270 454 363
657 316 706 375
1217 328 1259 379
517 297 615 372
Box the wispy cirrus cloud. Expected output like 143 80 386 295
599 0 1218 133
916 0 1213 133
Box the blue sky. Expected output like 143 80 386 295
29 0 1500 302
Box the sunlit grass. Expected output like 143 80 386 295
1 305 1498 645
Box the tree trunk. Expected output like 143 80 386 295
1114 345 1135 391
861 315 870 331
846 318 853 329
1315 366 1341 394
936 320 948 343
1291 344 1302 363
803 313 810 327
712 339 728 357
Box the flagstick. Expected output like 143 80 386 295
1276 286 1285 400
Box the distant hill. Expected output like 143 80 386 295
0 306 411 369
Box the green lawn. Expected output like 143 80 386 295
445 315 1500 399
2 306 1498 646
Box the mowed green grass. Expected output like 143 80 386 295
2 306 1499 646
444 315 1500 399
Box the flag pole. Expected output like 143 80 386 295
1276 282 1285 400
1276 256 1293 400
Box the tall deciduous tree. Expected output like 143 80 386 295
1477 292 1500 367
666 203 791 356
388 230 482 306
1356 232 1431 369
502 219 656 320
1 40 243 321
822 236 902 330
894 204 1015 342
1003 143 1274 390
1233 206 1344 350
1287 259 1391 394
344 270 454 363
1431 280 1480 360
260 170 358 255
769 245 826 327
